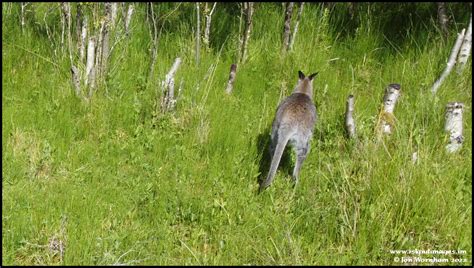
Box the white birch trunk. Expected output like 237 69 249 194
240 2 254 63
110 3 118 28
85 36 96 87
71 65 81 97
60 3 65 46
203 2 217 49
21 2 27 31
237 3 244 63
457 14 472 72
80 16 88 64
161 58 182 112
124 4 134 36
381 84 401 135
63 3 73 65
196 2 201 65
445 102 464 153
225 64 237 94
437 2 449 36
345 94 356 138
431 29 466 94
148 2 159 82
289 2 304 51
282 2 294 52
102 3 113 79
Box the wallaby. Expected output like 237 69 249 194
259 70 318 191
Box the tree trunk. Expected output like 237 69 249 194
196 2 201 66
345 94 356 138
240 2 254 63
161 58 182 113
85 36 96 88
348 2 357 20
289 2 303 51
282 2 294 52
445 102 464 153
431 28 466 94
101 3 114 82
225 64 237 94
457 14 472 73
437 2 449 37
124 3 134 36
110 2 118 28
147 2 159 83
61 2 73 65
71 66 82 97
203 2 217 49
379 84 401 135
79 16 87 64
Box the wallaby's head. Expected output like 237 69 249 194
293 70 318 99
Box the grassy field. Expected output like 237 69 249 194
2 3 472 265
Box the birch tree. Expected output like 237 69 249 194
378 84 401 135
160 58 182 113
445 102 464 153
437 2 449 37
457 14 472 72
282 2 294 52
225 64 237 94
289 2 304 51
147 2 159 83
345 94 356 139
203 2 217 49
196 2 201 65
239 2 254 63
431 28 466 94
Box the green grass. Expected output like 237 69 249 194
2 2 472 265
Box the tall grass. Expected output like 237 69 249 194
2 2 472 265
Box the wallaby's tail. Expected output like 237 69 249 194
259 132 292 191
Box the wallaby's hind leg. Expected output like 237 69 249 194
292 139 310 185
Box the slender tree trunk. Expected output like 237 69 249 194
124 3 134 36
79 16 87 64
147 2 159 82
71 66 82 97
110 2 118 27
60 3 65 47
203 2 217 49
437 2 449 37
160 58 182 113
445 102 464 153
457 14 472 73
240 2 254 63
20 2 28 32
76 3 82 42
61 3 73 66
85 36 96 88
379 84 401 135
196 2 201 66
282 2 294 52
101 2 114 82
345 94 356 138
225 64 237 94
95 18 105 83
348 2 357 20
289 2 303 51
237 3 244 63
431 29 466 94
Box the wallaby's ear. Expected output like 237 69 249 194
308 72 319 80
298 70 305 80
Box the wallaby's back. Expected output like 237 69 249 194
273 93 316 137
